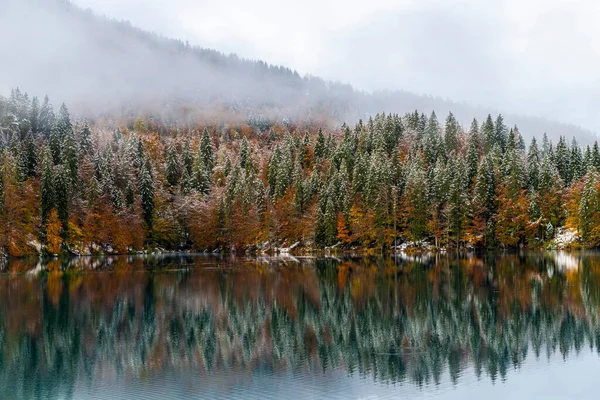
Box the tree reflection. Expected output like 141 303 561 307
1 253 600 399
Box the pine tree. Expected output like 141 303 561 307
494 114 507 152
200 128 215 173
41 149 54 223
403 157 429 240
423 111 441 165
80 120 92 156
474 154 497 220
570 138 585 183
445 157 469 246
22 130 37 178
193 155 210 195
579 168 600 243
54 164 70 228
38 95 55 138
482 115 495 153
527 138 541 191
541 133 551 158
444 112 460 154
181 141 194 176
314 128 326 161
139 156 155 231
30 96 40 134
165 141 180 186
554 136 570 184
584 145 592 171
63 125 79 184
239 136 250 170
593 141 600 170
466 132 479 187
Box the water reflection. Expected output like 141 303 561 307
1 253 600 399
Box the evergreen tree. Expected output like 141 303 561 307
181 141 194 176
541 133 551 158
403 157 429 240
139 156 155 232
482 115 495 153
80 120 92 156
192 153 210 195
527 138 541 191
554 136 570 184
239 136 250 170
200 128 215 173
444 112 460 154
38 95 55 138
445 157 469 245
570 138 585 183
469 118 480 151
494 114 507 152
474 154 497 221
466 133 479 187
41 149 54 223
30 96 40 134
593 141 600 170
314 128 326 161
579 168 600 243
54 164 70 228
165 141 180 186
63 125 79 184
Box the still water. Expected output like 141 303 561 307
1 252 599 400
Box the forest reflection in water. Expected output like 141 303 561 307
0 252 599 399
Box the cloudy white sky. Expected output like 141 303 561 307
70 0 600 132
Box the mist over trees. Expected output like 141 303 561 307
0 0 596 145
2 89 600 256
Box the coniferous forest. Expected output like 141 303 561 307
2 88 600 257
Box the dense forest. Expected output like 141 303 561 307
2 89 600 257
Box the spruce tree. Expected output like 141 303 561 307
494 114 507 152
193 155 210 195
139 156 155 232
482 115 495 153
63 126 79 184
239 136 250 170
554 136 570 184
30 96 40 134
466 133 479 187
444 112 460 154
527 138 541 191
199 128 215 173
165 141 180 186
314 128 326 161
80 120 92 156
39 95 55 138
54 164 70 228
593 141 600 170
41 149 54 223
570 138 585 183
579 168 600 243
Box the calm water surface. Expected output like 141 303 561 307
1 252 600 399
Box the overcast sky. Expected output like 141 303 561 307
70 0 600 132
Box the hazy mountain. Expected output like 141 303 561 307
1 0 596 143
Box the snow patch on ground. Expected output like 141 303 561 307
548 227 580 250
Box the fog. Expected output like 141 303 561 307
69 0 600 134
0 0 597 143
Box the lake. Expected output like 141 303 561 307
1 252 599 399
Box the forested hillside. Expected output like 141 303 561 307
2 89 600 256
1 0 596 144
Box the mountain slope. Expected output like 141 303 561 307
1 0 596 143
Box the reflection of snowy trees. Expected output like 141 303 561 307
1 254 600 399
